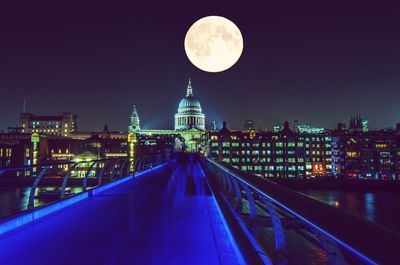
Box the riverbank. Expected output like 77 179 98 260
269 178 400 191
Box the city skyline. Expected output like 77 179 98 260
1 1 400 131
3 82 399 133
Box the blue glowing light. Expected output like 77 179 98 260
0 164 167 236
208 158 378 265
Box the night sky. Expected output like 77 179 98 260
1 1 400 132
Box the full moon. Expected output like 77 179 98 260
184 16 243 73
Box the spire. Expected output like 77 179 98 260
186 78 193 96
129 105 140 132
103 122 109 134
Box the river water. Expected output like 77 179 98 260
301 189 400 232
0 186 83 219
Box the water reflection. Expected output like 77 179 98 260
302 190 400 232
0 186 84 219
364 193 376 223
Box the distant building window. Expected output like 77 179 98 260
222 142 230 147
346 151 358 158
6 148 12 157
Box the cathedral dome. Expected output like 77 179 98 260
174 79 205 131
178 96 202 113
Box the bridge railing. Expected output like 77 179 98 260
202 158 400 265
0 155 170 220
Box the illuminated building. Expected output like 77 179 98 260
174 79 205 131
0 133 46 168
303 133 333 177
130 79 207 152
349 115 368 132
0 144 14 168
297 125 325 134
128 133 137 171
332 125 400 180
136 133 177 157
128 106 140 132
19 112 78 137
210 120 217 132
209 121 306 178
362 120 369 132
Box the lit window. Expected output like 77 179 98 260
346 151 358 158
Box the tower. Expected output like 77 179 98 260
128 106 140 132
174 79 205 131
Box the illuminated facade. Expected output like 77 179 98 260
19 112 78 137
174 79 205 131
130 79 207 152
209 117 400 179
128 106 140 132
303 133 333 177
331 128 400 180
210 122 336 179
209 122 307 178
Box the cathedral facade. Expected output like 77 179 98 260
174 79 205 131
129 79 207 152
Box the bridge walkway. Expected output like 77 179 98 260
0 158 242 265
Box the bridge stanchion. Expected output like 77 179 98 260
260 196 287 265
82 161 98 192
138 158 145 171
28 166 50 210
316 231 347 265
109 159 121 182
231 177 243 213
241 182 258 235
224 172 233 194
220 172 228 192
61 163 78 199
133 158 141 175
119 159 129 179
98 160 111 186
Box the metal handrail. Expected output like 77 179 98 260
0 155 168 220
203 158 400 265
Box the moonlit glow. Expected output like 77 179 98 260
184 16 244 73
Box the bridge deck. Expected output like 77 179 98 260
0 159 241 265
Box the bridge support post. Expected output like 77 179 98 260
28 167 50 210
231 177 243 213
241 183 258 235
261 197 287 265
109 160 121 181
119 159 128 178
61 163 78 199
224 172 233 194
82 161 97 191
317 232 348 265
98 161 111 186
